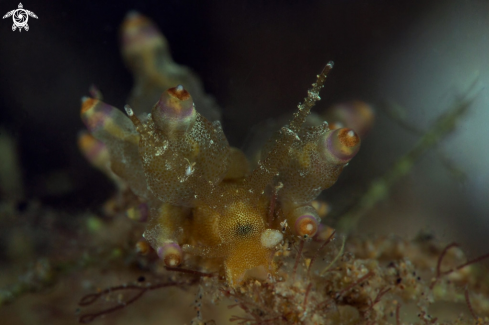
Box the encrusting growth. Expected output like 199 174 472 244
81 50 360 286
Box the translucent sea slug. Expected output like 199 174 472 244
79 13 361 287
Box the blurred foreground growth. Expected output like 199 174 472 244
74 12 489 325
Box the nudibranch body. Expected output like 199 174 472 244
80 13 361 287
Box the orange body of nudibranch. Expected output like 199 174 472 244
80 13 361 287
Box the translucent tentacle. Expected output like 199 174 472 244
124 87 230 206
80 97 151 200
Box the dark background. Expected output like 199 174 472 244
1 0 488 253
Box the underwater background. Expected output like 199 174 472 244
0 0 488 324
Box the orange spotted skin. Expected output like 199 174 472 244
324 128 361 163
80 24 361 285
337 128 360 148
296 217 318 237
189 183 271 285
167 86 191 101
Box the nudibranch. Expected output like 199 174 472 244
79 13 361 287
